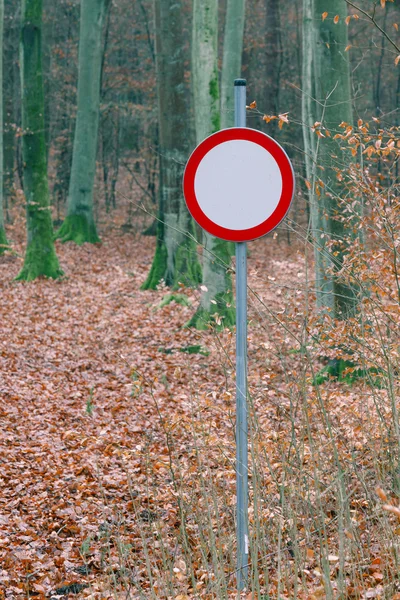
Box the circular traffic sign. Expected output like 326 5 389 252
183 128 295 242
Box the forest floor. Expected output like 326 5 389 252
1 203 399 600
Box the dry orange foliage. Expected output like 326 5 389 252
2 140 400 599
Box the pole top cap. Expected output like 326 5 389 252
234 79 247 87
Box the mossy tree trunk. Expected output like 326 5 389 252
141 0 201 290
220 0 246 129
303 0 359 318
56 0 110 245
189 0 235 329
0 0 9 254
3 88 15 221
16 0 62 280
3 0 18 226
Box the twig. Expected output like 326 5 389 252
344 0 400 53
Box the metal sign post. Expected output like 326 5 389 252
183 79 295 593
234 78 249 591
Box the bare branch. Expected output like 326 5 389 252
344 0 400 53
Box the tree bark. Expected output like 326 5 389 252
0 0 8 252
302 0 334 312
264 0 282 138
3 0 18 222
56 0 110 245
373 4 388 117
316 0 359 318
304 0 359 318
16 0 62 280
141 0 201 290
189 0 235 329
220 0 246 129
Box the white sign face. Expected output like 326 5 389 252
194 139 283 231
183 128 295 242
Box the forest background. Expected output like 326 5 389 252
1 0 400 599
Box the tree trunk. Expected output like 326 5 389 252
302 0 334 312
16 0 62 280
220 0 246 129
141 0 201 290
305 0 359 318
315 0 359 318
0 0 8 253
373 4 388 117
264 0 282 138
189 0 235 329
56 0 110 245
3 0 18 223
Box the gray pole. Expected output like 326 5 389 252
234 78 248 591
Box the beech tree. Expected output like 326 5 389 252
0 0 8 254
189 0 235 329
56 0 110 245
264 0 282 138
302 0 328 309
16 0 62 280
141 0 201 290
302 0 358 318
220 0 246 129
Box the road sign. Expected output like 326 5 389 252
183 127 295 242
183 78 295 592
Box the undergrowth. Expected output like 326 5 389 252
86 122 400 598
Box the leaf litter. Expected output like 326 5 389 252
0 215 397 599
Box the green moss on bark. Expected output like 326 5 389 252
16 245 63 281
0 226 9 255
209 237 234 284
141 240 168 290
188 235 235 329
212 112 221 133
186 306 211 330
187 291 235 330
209 74 219 101
209 72 220 132
173 240 202 289
141 235 202 291
56 214 100 245
19 0 63 281
16 210 63 281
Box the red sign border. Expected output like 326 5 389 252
183 128 295 242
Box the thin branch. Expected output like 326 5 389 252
344 0 400 53
121 160 155 202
